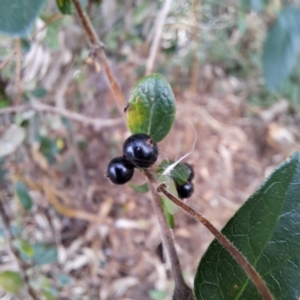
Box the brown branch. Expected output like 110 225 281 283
0 49 17 71
144 169 194 300
72 0 126 108
0 198 39 300
157 184 274 300
0 103 122 130
145 0 172 76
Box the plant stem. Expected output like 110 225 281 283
157 184 274 300
72 0 126 108
0 198 39 300
144 169 194 300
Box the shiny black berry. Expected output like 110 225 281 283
107 156 134 185
123 133 158 168
176 181 194 199
185 163 194 182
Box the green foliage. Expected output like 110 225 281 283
0 0 46 37
57 273 73 287
157 160 190 186
39 136 59 164
263 7 300 91
0 271 24 294
14 182 33 211
240 0 270 12
194 152 300 299
19 242 58 265
13 240 34 257
129 182 149 193
127 74 176 143
31 87 48 98
31 243 58 265
149 289 168 300
21 39 31 53
56 0 73 15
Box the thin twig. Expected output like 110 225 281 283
30 13 63 40
72 0 126 108
0 102 122 130
0 198 39 300
0 49 17 71
144 169 194 300
145 0 172 76
157 184 274 300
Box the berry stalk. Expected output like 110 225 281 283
157 183 274 300
144 169 195 300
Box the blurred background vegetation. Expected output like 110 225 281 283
0 0 300 299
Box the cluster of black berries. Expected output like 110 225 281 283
175 163 195 199
107 133 158 184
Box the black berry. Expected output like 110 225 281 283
176 181 194 199
185 163 194 182
123 133 158 168
107 156 134 185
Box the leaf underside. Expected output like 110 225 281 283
194 152 300 300
127 74 176 143
0 0 46 37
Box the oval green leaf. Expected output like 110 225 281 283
56 0 73 15
0 271 24 294
194 152 300 299
15 182 33 211
31 243 58 265
126 74 176 142
0 0 46 37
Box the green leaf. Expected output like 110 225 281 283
263 7 300 91
162 197 175 229
129 182 149 193
31 87 48 98
21 39 31 53
56 0 73 15
149 289 168 300
0 0 46 37
127 74 176 143
157 160 191 186
13 240 34 257
0 271 24 294
42 287 58 300
194 152 300 300
40 136 58 164
31 243 58 265
57 273 72 287
14 182 33 211
239 0 270 13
